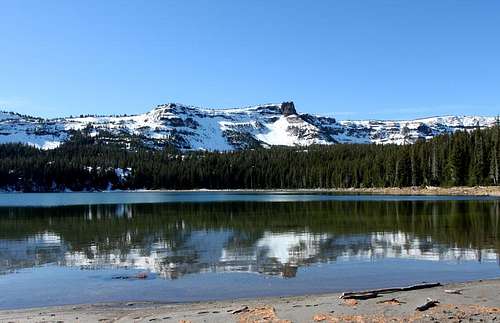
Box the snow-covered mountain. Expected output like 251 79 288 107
0 102 497 150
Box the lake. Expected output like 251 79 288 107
0 192 499 309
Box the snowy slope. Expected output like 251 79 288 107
337 115 497 145
0 103 497 150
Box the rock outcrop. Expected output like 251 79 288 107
0 102 496 150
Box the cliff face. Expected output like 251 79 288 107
279 102 297 116
0 102 496 150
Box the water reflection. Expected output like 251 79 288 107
1 200 499 279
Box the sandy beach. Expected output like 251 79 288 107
1 279 499 322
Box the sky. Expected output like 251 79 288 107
1 0 500 120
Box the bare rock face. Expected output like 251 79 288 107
280 102 297 116
0 101 496 151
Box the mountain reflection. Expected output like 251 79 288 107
1 200 499 278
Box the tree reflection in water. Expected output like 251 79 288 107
1 200 499 278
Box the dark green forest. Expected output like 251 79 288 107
0 124 499 192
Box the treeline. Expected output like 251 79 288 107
0 125 499 191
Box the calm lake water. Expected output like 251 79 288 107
0 192 499 309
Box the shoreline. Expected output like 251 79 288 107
2 279 499 322
331 186 500 196
1 186 500 196
140 186 500 196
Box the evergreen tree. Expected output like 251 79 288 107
0 124 498 191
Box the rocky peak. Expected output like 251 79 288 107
0 101 497 151
280 102 297 116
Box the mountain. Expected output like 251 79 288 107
0 102 497 150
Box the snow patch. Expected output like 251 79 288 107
0 103 497 150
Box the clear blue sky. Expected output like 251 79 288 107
1 0 500 119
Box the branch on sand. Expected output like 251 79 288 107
416 298 440 311
340 282 442 300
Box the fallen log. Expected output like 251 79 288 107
416 298 439 311
231 306 249 314
340 292 378 300
340 282 441 299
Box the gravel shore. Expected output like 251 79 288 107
1 279 500 322
331 186 500 196
133 186 500 196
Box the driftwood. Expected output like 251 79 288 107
340 282 441 299
341 292 379 300
377 298 406 305
231 306 249 314
444 289 462 294
416 298 439 311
